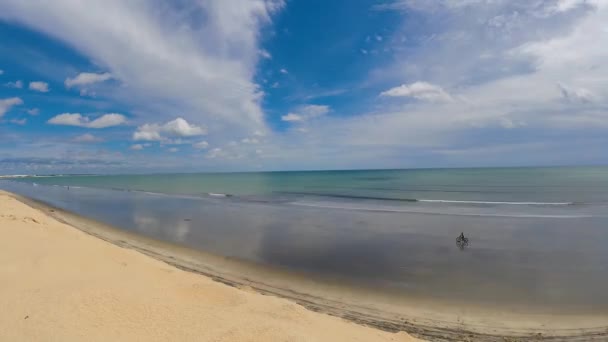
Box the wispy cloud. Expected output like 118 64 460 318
72 133 103 143
281 105 330 122
65 72 112 88
193 141 209 149
380 82 452 102
4 80 23 89
0 97 23 117
9 118 27 125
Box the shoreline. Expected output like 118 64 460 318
4 190 608 341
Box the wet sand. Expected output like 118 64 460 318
0 190 421 342
1 190 607 340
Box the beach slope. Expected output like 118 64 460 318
0 190 418 342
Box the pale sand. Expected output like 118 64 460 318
0 190 420 342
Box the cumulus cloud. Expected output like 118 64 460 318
380 82 452 102
5 80 23 89
65 72 112 88
47 113 127 128
73 133 103 143
130 144 144 151
133 117 206 141
87 113 127 128
0 97 23 117
133 123 162 141
162 118 206 137
193 141 209 149
281 104 330 122
28 81 49 92
27 108 39 115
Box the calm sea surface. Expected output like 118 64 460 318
2 166 608 313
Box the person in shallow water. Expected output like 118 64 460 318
456 232 469 249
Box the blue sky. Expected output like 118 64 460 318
0 0 607 174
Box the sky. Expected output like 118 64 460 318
0 0 607 174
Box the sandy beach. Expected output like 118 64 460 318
0 190 420 342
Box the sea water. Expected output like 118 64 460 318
2 166 608 313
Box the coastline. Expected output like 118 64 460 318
2 190 607 341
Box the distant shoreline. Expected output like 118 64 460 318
4 190 608 341
1 163 607 178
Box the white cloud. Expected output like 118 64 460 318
162 117 206 137
380 82 452 102
130 144 144 151
281 113 303 122
554 0 589 12
29 81 49 92
5 80 23 89
48 113 82 126
259 49 272 59
65 72 112 88
193 141 209 149
0 0 284 138
280 68 288 74
0 97 23 117
168 147 179 153
0 69 3 75
282 104 330 122
47 113 127 128
133 123 162 141
9 118 26 125
133 117 206 141
73 133 103 143
87 113 127 128
27 108 39 115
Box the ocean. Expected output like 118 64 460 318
2 166 608 313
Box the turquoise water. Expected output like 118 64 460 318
10 166 608 204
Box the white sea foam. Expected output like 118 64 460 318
208 192 230 197
290 201 591 218
418 199 573 206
